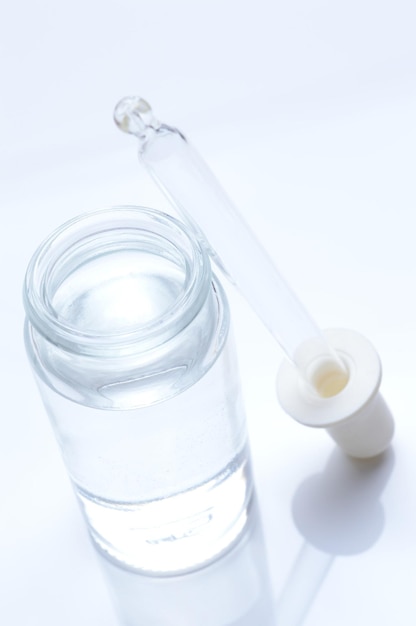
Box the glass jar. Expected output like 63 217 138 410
24 206 253 574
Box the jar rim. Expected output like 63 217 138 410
24 206 212 355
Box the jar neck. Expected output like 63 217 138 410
24 207 212 357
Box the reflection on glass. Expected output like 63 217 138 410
97 498 276 626
276 448 395 626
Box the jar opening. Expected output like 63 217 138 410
24 207 211 355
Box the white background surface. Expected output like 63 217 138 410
1 1 416 624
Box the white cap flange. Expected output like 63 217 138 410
276 329 394 458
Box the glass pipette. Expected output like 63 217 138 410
114 96 349 397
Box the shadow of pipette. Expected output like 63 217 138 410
275 447 395 626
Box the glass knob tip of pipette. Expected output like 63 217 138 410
114 96 160 137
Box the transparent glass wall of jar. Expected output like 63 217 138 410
23 207 253 574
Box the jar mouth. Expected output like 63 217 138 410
24 207 212 355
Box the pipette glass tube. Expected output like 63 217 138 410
114 97 348 397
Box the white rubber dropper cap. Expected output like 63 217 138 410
277 329 394 458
